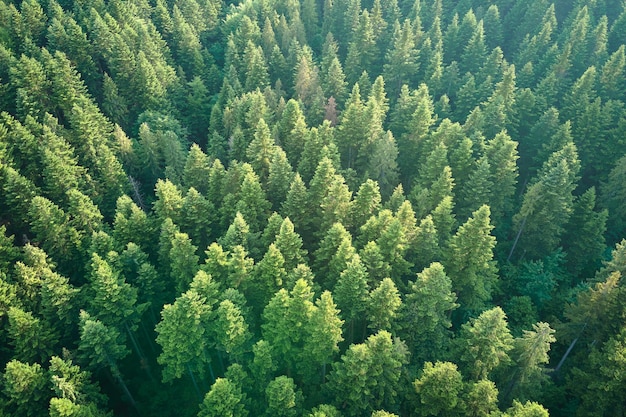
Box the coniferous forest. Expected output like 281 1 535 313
1 0 626 415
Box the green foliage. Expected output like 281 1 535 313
444 205 498 313
155 274 216 382
399 262 458 362
199 377 248 417
0 0 624 415
2 360 49 417
366 278 401 333
327 331 408 416
457 307 514 380
265 375 303 417
414 361 464 417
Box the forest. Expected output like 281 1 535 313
0 0 626 415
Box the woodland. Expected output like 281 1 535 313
0 0 626 415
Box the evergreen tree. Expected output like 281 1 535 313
78 311 136 409
413 361 464 417
444 205 498 313
214 299 251 363
246 118 275 182
601 153 626 240
504 322 555 402
350 179 382 233
265 375 303 417
169 231 200 293
2 360 49 417
511 143 580 260
299 291 344 385
294 47 326 125
267 146 295 210
7 306 56 362
155 271 218 385
366 131 400 198
397 84 436 184
274 217 308 272
326 330 408 417
400 262 458 362
484 130 519 223
199 377 248 417
457 307 514 380
366 278 401 333
383 20 419 98
333 254 369 342
562 187 607 277
281 173 312 241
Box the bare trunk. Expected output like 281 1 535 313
187 364 202 401
507 216 526 262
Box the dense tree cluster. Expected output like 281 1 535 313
0 0 626 415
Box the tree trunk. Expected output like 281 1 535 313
507 216 526 262
107 356 138 412
187 364 202 401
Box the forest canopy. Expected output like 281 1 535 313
1 0 626 416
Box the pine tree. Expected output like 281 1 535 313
366 131 400 198
484 130 519 223
333 254 369 342
155 274 217 385
504 322 555 402
274 217 308 272
359 241 392 286
281 173 312 241
85 253 146 361
457 306 514 380
169 231 200 293
337 83 367 169
199 377 249 417
444 205 497 313
214 299 251 363
248 243 286 312
562 187 607 277
294 47 326 125
326 331 408 417
344 11 378 83
366 278 401 333
246 118 275 182
399 262 457 362
460 20 487 75
180 187 215 250
383 20 419 98
7 306 56 362
78 311 136 409
319 174 353 234
350 179 382 233
322 56 348 106
235 172 271 233
413 361 464 417
113 195 156 254
267 146 295 210
244 42 270 91
511 143 580 259
183 144 211 195
2 360 49 417
397 84 435 183
299 291 344 385
265 375 303 417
